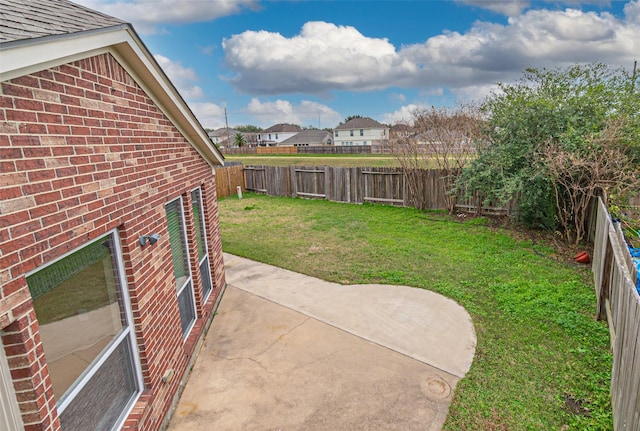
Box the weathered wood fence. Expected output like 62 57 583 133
214 164 245 198
216 163 640 428
242 165 514 214
591 197 639 431
221 145 387 155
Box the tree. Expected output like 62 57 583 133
340 115 363 125
540 119 638 244
234 132 246 148
390 104 482 212
460 63 639 238
235 124 261 133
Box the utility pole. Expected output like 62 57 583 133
224 107 231 147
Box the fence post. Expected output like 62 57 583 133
290 165 297 197
324 166 330 201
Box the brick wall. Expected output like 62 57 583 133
0 52 225 431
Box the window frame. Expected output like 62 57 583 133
190 187 213 302
25 229 143 430
165 196 197 340
1 341 25 430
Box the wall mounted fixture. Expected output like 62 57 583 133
139 233 161 247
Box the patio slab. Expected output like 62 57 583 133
167 254 476 430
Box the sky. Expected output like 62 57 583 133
75 0 640 130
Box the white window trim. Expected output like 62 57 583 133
0 342 24 431
25 229 143 430
191 187 213 302
167 197 197 340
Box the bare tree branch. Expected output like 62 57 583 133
390 105 482 212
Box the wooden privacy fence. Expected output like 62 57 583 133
243 165 513 214
214 164 245 198
591 197 639 431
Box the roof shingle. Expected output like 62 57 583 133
0 0 126 44
335 117 386 130
261 123 302 133
280 129 331 145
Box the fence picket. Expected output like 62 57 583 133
233 165 515 213
217 163 640 430
591 197 640 431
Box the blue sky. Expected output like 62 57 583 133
77 0 639 130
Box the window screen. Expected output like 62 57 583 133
191 189 213 300
165 197 196 338
26 232 141 431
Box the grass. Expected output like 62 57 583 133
31 258 112 324
224 153 404 168
218 193 613 430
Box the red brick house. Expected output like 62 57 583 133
0 1 227 430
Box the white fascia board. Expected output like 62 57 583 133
109 34 224 166
0 27 224 167
0 27 128 80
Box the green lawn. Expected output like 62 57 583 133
218 193 612 430
224 153 405 168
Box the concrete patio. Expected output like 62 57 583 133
167 254 476 430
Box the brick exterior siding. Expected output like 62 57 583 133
0 52 226 431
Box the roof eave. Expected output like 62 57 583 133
0 24 224 167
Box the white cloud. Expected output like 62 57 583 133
152 55 227 128
223 6 639 99
458 0 613 17
389 93 406 104
422 88 445 97
154 55 204 100
380 104 426 126
244 98 340 128
222 21 416 94
458 0 530 17
189 102 226 129
452 83 502 103
75 0 259 33
626 0 640 23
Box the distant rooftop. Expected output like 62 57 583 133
280 129 331 145
208 128 240 138
0 0 127 44
261 123 302 133
335 117 386 130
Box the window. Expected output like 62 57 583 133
335 131 338 137
1 343 24 430
350 130 354 136
165 198 196 338
275 134 278 140
191 188 212 301
26 231 141 431
360 129 364 136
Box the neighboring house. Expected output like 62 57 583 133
207 127 240 147
279 129 332 147
257 123 301 146
333 117 389 146
0 2 227 431
389 123 414 140
207 128 256 148
241 132 258 147
415 129 476 154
